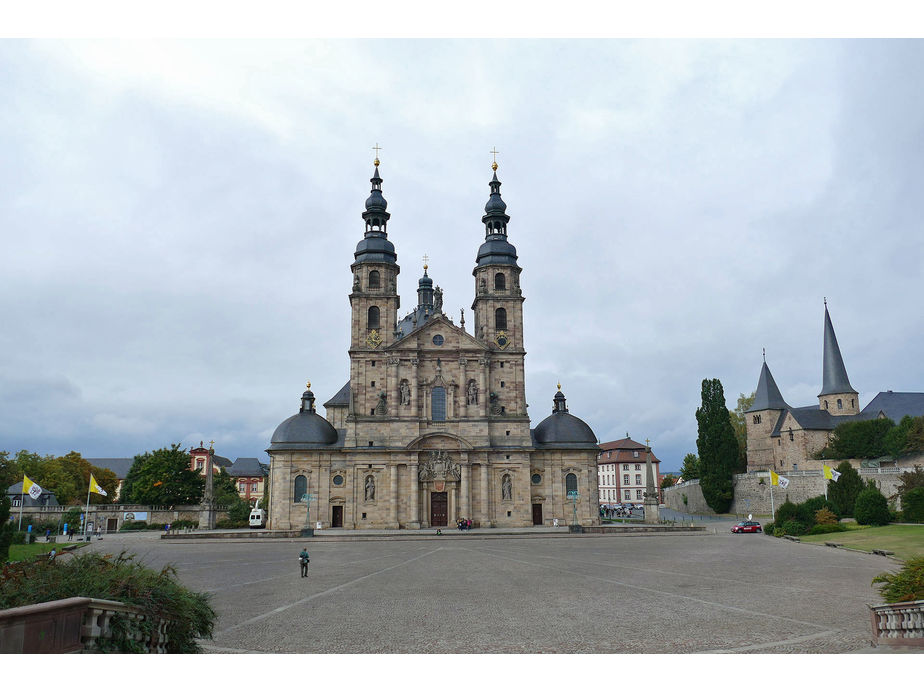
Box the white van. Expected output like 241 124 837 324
249 508 266 529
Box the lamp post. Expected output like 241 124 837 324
300 493 316 536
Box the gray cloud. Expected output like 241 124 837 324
2 40 922 470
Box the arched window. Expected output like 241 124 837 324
565 473 578 496
494 272 506 291
431 386 446 421
495 307 507 330
368 270 380 289
367 305 380 329
837 399 843 410
824 400 829 410
294 474 307 503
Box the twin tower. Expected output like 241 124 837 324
266 158 599 531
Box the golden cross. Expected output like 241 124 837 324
490 146 499 171
306 380 311 390
208 440 215 451
372 143 382 159
645 438 650 448
422 253 429 269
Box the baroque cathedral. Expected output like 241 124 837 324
266 158 600 530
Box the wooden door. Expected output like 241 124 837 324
331 505 343 528
107 518 118 532
532 503 543 526
430 492 448 526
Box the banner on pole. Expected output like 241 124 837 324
823 464 842 481
22 475 43 500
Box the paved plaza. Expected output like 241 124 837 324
83 520 909 654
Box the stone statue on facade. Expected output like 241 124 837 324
353 273 361 292
502 474 512 500
400 380 411 405
434 286 443 314
479 277 486 294
467 380 478 405
365 475 375 501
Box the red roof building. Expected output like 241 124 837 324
596 437 662 505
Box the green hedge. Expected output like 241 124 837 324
872 556 924 603
0 551 215 652
806 524 848 535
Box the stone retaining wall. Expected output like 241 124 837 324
10 504 227 533
664 464 919 517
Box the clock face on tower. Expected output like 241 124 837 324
494 331 510 350
365 329 383 348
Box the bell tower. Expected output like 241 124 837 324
349 152 401 419
471 158 525 352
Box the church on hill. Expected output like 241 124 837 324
266 158 600 530
746 303 924 473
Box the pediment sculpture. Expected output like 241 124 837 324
418 450 462 482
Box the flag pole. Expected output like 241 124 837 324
769 480 775 523
18 477 25 531
83 483 92 538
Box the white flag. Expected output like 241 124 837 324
22 475 43 500
830 469 841 482
778 475 790 489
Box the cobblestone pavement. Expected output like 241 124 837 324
86 528 909 654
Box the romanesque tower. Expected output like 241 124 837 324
818 303 859 416
745 354 789 471
349 159 400 419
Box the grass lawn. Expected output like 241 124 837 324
799 524 924 561
7 542 87 562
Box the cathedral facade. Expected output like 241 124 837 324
266 160 600 530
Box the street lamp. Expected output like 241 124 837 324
300 493 316 536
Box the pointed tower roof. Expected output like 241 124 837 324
819 303 857 396
747 358 789 412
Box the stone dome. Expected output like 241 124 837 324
533 389 597 446
268 389 340 450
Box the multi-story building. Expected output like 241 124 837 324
266 158 600 530
188 443 267 504
597 437 661 505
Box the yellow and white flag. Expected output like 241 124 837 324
89 474 108 497
22 475 43 500
769 470 790 489
822 464 842 482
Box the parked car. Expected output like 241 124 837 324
731 520 762 534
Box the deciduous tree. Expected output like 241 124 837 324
122 445 203 506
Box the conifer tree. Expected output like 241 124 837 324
695 378 739 513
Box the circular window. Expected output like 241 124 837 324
432 334 444 346
332 474 344 486
531 473 542 485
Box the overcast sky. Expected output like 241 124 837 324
2 38 923 472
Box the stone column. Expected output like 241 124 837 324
388 357 400 420
411 358 420 419
479 358 489 417
480 460 490 525
390 463 399 528
408 458 420 529
460 453 471 519
459 358 468 415
644 442 659 525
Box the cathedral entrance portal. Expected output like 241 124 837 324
532 503 543 526
331 506 343 528
430 492 448 526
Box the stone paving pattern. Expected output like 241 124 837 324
83 520 912 654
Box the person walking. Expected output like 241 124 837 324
299 547 310 578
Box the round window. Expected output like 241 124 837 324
332 474 344 486
531 473 541 485
432 334 444 346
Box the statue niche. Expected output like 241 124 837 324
467 379 479 405
418 450 462 482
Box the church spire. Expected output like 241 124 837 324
819 303 857 397
354 156 397 266
747 357 789 412
475 157 520 269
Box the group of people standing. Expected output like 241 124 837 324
456 518 473 531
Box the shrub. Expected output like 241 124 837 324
807 523 848 535
814 508 838 526
781 519 806 536
0 498 12 561
773 527 785 537
901 487 924 523
215 518 248 529
827 462 864 517
774 499 800 526
802 495 834 519
0 551 215 652
762 523 775 534
854 483 891 526
119 520 151 532
872 556 924 603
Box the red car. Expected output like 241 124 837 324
731 520 763 534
